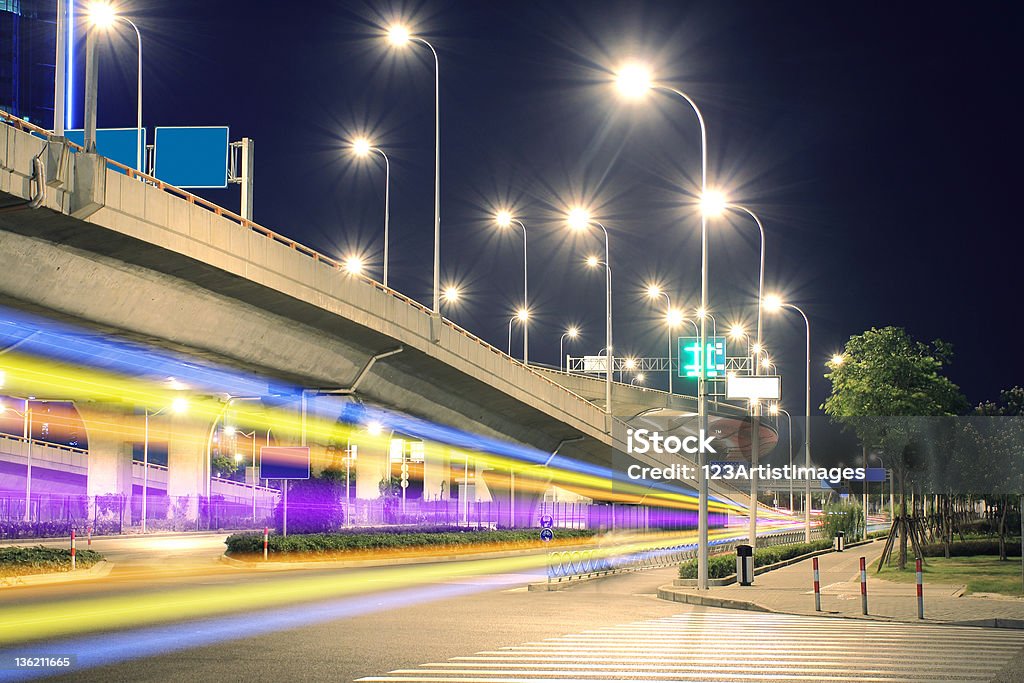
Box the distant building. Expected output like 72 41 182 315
0 0 58 128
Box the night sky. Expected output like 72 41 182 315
82 0 1021 410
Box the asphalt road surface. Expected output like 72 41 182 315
2 557 1023 683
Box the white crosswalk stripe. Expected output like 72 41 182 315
356 612 1024 682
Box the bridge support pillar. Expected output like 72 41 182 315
77 402 135 501
166 414 209 522
483 468 551 528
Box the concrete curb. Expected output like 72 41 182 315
657 585 775 612
219 541 601 571
0 560 113 588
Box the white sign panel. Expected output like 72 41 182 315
726 375 781 401
582 355 609 374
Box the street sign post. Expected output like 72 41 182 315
540 514 553 528
259 446 310 539
540 528 554 542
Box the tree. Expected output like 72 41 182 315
823 327 966 570
975 387 1024 576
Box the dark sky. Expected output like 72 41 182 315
84 0 1021 410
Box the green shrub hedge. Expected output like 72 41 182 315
0 546 103 577
678 539 834 579
225 526 597 556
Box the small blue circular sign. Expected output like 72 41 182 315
540 528 554 542
540 515 554 528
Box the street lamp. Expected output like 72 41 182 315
615 62 711 589
631 373 646 386
646 284 676 395
507 309 529 359
570 208 613 423
702 194 767 369
764 294 813 542
559 326 579 373
496 210 529 364
141 397 188 533
385 24 441 312
87 3 144 173
770 404 795 512
352 137 391 287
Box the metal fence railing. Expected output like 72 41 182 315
546 528 824 583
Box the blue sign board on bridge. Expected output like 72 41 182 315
153 126 230 188
65 128 145 174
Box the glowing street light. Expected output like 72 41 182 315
560 326 580 373
384 24 441 312
495 209 530 364
87 2 144 173
387 24 411 46
765 294 813 542
831 354 845 366
631 373 646 386
441 286 461 305
699 190 727 217
343 255 365 276
615 63 652 99
351 137 391 285
569 208 613 421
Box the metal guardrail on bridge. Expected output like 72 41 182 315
546 529 823 583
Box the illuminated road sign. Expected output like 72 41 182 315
259 446 310 480
679 336 726 379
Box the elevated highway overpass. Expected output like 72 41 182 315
0 113 773 521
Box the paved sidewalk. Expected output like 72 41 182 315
660 539 1024 627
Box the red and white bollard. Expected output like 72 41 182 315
860 556 868 615
70 529 77 571
263 526 269 561
812 557 821 611
916 557 924 619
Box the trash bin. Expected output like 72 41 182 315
834 531 845 552
736 544 754 586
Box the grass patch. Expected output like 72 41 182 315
225 526 598 559
0 546 104 577
875 555 1024 596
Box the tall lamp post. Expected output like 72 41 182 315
559 326 579 373
386 25 441 312
614 64 712 588
87 3 144 172
765 295 813 542
352 138 391 287
225 424 262 523
142 397 188 533
496 210 529 364
570 211 613 425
